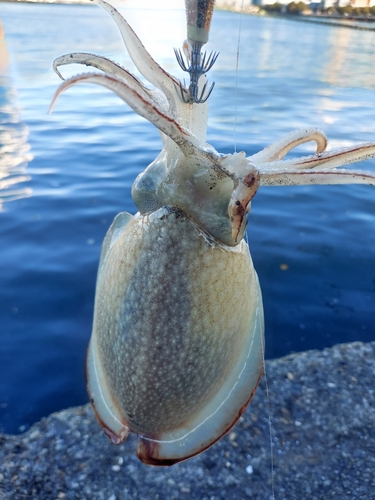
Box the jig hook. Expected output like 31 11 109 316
175 0 218 104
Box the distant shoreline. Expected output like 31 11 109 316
2 0 375 31
216 5 375 31
277 13 375 30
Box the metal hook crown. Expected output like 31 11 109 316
174 41 219 104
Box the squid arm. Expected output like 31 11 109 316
91 0 188 109
53 53 135 81
249 128 328 163
258 142 375 173
260 168 375 186
49 72 202 158
258 142 375 186
53 52 166 109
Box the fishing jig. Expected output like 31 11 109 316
174 0 218 103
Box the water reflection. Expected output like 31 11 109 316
324 28 353 88
324 26 375 89
0 20 32 210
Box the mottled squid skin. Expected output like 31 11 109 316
87 207 264 463
51 0 375 467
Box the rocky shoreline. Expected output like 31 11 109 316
1 341 375 499
271 13 375 31
216 3 375 31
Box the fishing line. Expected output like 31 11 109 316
235 3 275 496
263 358 276 500
233 0 244 153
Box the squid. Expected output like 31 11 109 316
50 0 375 466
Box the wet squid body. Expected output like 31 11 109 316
51 0 375 465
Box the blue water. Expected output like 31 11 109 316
0 3 374 434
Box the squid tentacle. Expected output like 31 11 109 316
53 52 167 111
91 0 187 112
257 142 375 173
53 53 135 81
249 128 328 163
49 72 200 157
260 168 375 186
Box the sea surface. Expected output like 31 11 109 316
0 2 374 433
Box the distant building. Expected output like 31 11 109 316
309 1 322 9
320 0 337 8
320 0 375 6
216 0 254 8
350 0 375 6
249 0 291 5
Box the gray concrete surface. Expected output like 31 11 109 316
1 341 374 500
